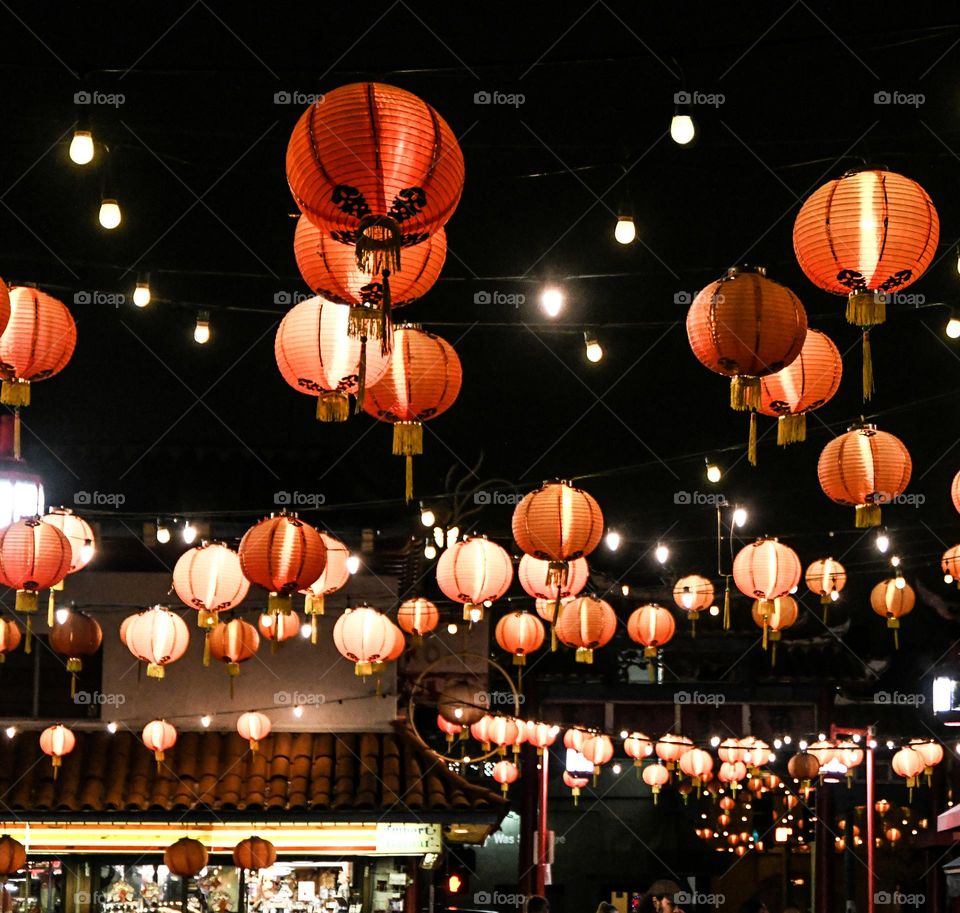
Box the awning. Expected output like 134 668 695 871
938 804 960 833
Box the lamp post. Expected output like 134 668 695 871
831 725 875 913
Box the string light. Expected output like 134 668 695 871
98 198 122 230
655 542 669 564
133 275 151 308
605 530 621 551
69 129 95 165
894 573 906 590
424 542 437 560
420 504 435 527
433 526 444 547
156 522 171 544
346 554 360 574
705 459 722 483
584 331 604 363
293 705 304 718
4 726 15 739
200 715 211 728
670 111 696 145
182 521 197 545
947 314 960 340
620 584 630 596
614 214 636 245
708 604 719 616
876 530 890 553
612 763 622 775
194 310 211 344
446 622 458 635
889 554 901 568
106 722 117 734
539 284 564 318
733 507 747 527
300 623 311 639
54 607 70 625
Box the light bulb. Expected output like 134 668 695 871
469 606 482 623
612 763 622 775
733 507 747 528
614 216 636 245
156 524 171 544
194 310 211 344
55 607 70 625
106 722 117 735
293 704 304 718
420 506 435 527
789 584 798 594
433 526 444 547
773 738 782 749
260 613 274 628
710 736 720 747
947 317 960 339
80 539 95 564
200 715 211 728
876 532 890 553
133 281 151 308
830 590 840 602
300 623 312 639
709 604 720 616
446 526 460 548
4 726 15 739
540 285 564 318
584 332 603 363
424 543 437 560
706 461 722 483
895 575 906 590
98 198 122 229
605 530 620 551
69 129 95 165
446 622 458 635
783 736 791 744
946 573 954 585
346 554 360 574
670 113 695 145
655 543 669 564
182 521 197 545
620 584 630 596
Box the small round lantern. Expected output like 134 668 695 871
642 763 670 804
626 603 675 679
942 546 960 587
123 605 190 679
623 732 653 772
436 537 513 622
489 717 524 756
891 747 925 800
518 554 589 601
751 595 798 660
41 507 95 573
787 752 821 795
233 837 276 872
870 578 914 649
555 594 616 663
257 610 301 644
207 618 260 689
805 557 847 622
733 538 801 621
718 761 747 792
495 611 545 665
678 748 714 792
172 542 249 637
656 734 692 769
49 608 102 695
718 739 746 764
333 605 391 676
0 618 21 662
581 733 614 781
492 759 519 795
237 711 272 752
164 837 208 877
397 597 439 643
671 575 714 636
301 532 351 641
142 719 177 769
908 739 943 784
39 723 75 778
470 714 495 750
524 721 559 756
437 714 464 747
563 770 589 805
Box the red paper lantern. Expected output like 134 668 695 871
908 739 943 777
397 597 439 640
671 575 714 635
238 513 327 614
142 719 177 765
518 555 589 601
41 507 95 573
642 763 670 803
581 733 614 774
470 714 495 750
679 748 714 787
623 733 653 767
0 287 75 407
301 532 351 615
524 721 560 755
733 539 801 619
718 761 747 790
173 542 249 631
39 723 75 778
0 835 25 880
275 296 390 421
759 328 842 446
489 717 524 755
563 728 587 752
512 482 603 585
951 470 960 515
286 83 464 267
818 423 912 528
333 605 391 675
870 578 914 649
942 546 960 587
236 711 272 752
362 325 462 501
436 537 513 621
257 610 301 643
49 609 102 691
554 594 616 663
377 620 406 668
626 604 676 660
0 618 20 662
123 605 190 679
437 713 464 748
563 770 589 804
208 617 260 683
164 838 208 877
535 596 574 624
656 734 692 768
233 837 277 872
495 611 545 665
751 595 798 661
718 738 746 764
891 747 925 796
805 558 847 614
492 759 519 795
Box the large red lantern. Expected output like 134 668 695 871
362 325 462 501
39 723 75 778
870 578 914 649
172 543 249 644
49 608 102 694
733 538 801 612
0 835 25 881
333 605 391 676
818 424 912 528
208 618 260 689
142 719 177 768
275 296 390 421
237 711 272 752
554 594 616 663
793 168 938 398
286 83 464 270
758 328 842 446
494 611 545 665
0 287 75 407
436 537 513 622
671 575 714 636
397 597 439 642
239 513 327 614
123 605 190 679
0 618 20 662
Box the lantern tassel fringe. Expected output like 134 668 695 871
846 290 886 328
0 380 30 408
777 413 806 446
862 329 875 402
317 391 350 422
855 504 881 528
748 412 758 467
730 376 761 412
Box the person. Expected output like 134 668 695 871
595 904 618 913
525 895 549 913
646 881 681 913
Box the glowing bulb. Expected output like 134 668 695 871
133 282 151 308
605 530 621 551
194 310 211 344
830 589 840 602
98 198 122 229
300 623 311 639
420 506 435 527
710 736 720 747
783 736 791 744
346 554 360 574
4 726 16 739
182 521 197 545
424 543 437 560
612 763 622 775
54 607 70 625
895 575 906 590
446 527 460 548
106 722 117 734
670 113 695 145
789 585 798 595
260 613 274 629
890 555 901 568
876 532 890 553
69 130 95 165
799 740 808 750
852 734 861 743
947 317 960 339
200 715 211 728
733 507 747 528
655 543 669 564
706 461 722 483
621 584 630 596
293 704 304 718
620 730 629 740
433 526 444 547
773 738 782 749
540 285 564 318
709 604 720 616
446 622 458 635
946 573 954 585
156 524 171 544
584 332 603 363
80 539 95 564
614 216 636 245
469 606 482 623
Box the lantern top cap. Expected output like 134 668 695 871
847 421 877 434
724 265 767 279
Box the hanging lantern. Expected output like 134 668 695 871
750 595 798 661
142 719 177 769
686 267 807 465
237 711 272 752
440 681 486 727
238 513 327 615
642 763 670 803
793 168 939 399
718 761 748 792
41 507 95 573
733 538 801 639
275 296 390 420
835 741 864 788
332 605 391 675
436 537 513 622
372 620 405 674
891 747 925 800
555 594 616 663
908 739 943 784
870 577 914 649
678 748 714 792
951 470 960 515
718 737 746 763
942 546 960 588
492 759 519 795
739 736 771 773
495 611 545 666
397 597 439 643
0 618 21 662
470 714 495 750
300 532 350 642
525 721 560 756
123 605 190 679
671 575 714 636
626 603 675 680
286 83 465 273
623 733 653 773
0 287 76 407
758 328 842 446
489 717 524 756
787 752 821 796
39 723 75 779
535 596 575 624
257 610 301 643
805 557 846 622
294 215 446 344
0 517 71 651
0 835 25 883
164 837 209 877
563 770 590 805
49 609 102 696
656 733 692 769
518 555 589 602
207 618 260 690
437 713 464 747
233 837 277 872
876 799 891 815
818 423 911 528
362 325 462 501
563 728 587 752
581 733 614 782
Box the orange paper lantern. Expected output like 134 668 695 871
626 604 676 666
518 554 589 601
164 837 208 877
257 610 300 643
173 542 249 632
492 758 519 795
671 575 714 635
123 605 190 679
563 770 590 804
40 508 95 573
301 532 351 616
332 605 391 675
642 763 670 803
233 837 277 872
49 609 102 690
524 721 560 755
237 711 272 752
623 732 653 767
495 611 545 665
436 538 513 622
942 546 960 587
733 538 801 612
679 748 714 787
751 595 798 662
805 557 847 615
142 719 177 766
207 617 260 683
554 594 616 663
870 578 914 649
39 723 75 778
397 597 439 640
0 618 21 662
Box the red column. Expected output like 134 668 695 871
536 748 550 894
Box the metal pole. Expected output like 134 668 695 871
536 748 549 894
866 742 876 913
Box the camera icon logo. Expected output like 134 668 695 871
274 291 292 305
874 691 891 704
674 690 691 704
474 491 492 505
74 90 92 105
74 691 91 705
673 291 692 305
74 291 91 305
673 491 692 505
74 491 91 505
274 91 292 104
474 291 491 305
674 91 692 105
474 91 492 105
274 491 292 505
274 691 291 705
874 91 891 105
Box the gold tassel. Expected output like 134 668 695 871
862 329 875 402
393 422 423 456
762 617 768 651
748 412 758 466
690 612 698 638
889 616 900 650
770 632 779 667
16 590 38 614
381 268 393 356
855 504 881 528
822 599 829 625
47 590 55 628
550 625 557 652
355 335 368 414
311 613 318 645
355 660 373 677
730 375 761 411
268 593 292 615
355 215 401 274
777 413 806 446
513 653 525 666
1 380 30 407
846 290 885 327
52 756 60 780
147 663 165 679
317 391 350 422
24 616 31 654
575 647 593 664
305 593 325 617
723 582 731 631
203 633 211 667
405 454 413 504
12 407 21 460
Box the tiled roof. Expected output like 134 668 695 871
0 727 506 821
